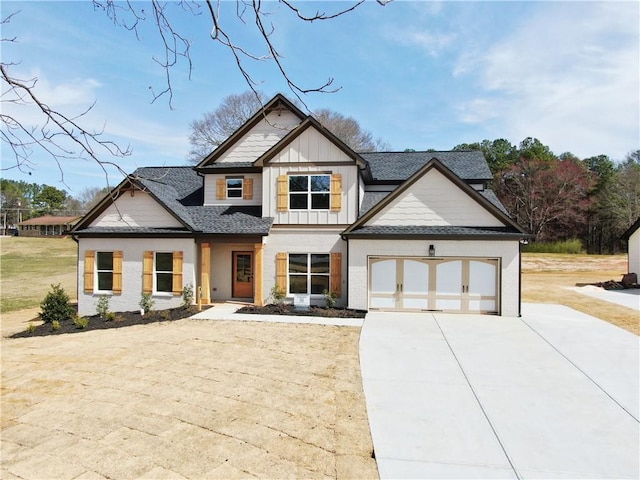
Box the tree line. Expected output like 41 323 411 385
452 139 639 253
0 180 107 225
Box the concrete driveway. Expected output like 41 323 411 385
360 303 639 479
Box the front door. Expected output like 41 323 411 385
233 251 253 298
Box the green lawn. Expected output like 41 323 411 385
0 237 77 313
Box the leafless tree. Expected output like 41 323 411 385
188 91 267 161
2 1 392 184
188 90 390 162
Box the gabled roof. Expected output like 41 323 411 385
71 167 273 236
18 215 81 226
343 157 528 238
253 116 368 169
360 151 492 183
195 94 306 169
621 217 640 240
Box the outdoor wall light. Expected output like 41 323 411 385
429 244 435 257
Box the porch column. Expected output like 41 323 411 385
200 242 211 304
254 243 264 306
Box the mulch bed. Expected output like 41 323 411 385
11 306 205 338
236 303 366 318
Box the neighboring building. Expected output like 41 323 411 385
622 218 640 276
70 94 529 316
18 215 81 237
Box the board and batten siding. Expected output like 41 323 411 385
261 128 360 224
263 164 358 225
262 228 347 307
92 191 183 228
216 110 301 164
369 169 504 227
77 238 196 315
347 239 521 317
203 173 262 206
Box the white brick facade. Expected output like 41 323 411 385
262 228 347 307
77 238 196 316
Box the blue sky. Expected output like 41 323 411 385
1 1 638 196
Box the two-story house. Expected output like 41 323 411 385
71 94 529 317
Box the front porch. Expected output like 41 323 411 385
198 238 265 306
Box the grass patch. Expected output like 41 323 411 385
523 238 584 254
0 237 77 314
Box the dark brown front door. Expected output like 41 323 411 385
233 252 253 298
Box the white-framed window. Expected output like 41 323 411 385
154 252 174 293
226 178 243 199
288 253 330 294
96 251 114 291
289 174 330 210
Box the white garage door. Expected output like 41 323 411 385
369 257 499 314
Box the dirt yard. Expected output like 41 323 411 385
1 315 378 479
522 253 638 335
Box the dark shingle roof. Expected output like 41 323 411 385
188 206 273 235
360 191 392 217
344 225 525 239
76 167 273 236
360 151 492 182
197 162 257 171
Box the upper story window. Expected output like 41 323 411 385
226 178 243 198
289 175 330 210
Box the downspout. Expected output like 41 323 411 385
518 239 523 317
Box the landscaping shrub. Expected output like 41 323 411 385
139 292 155 314
39 284 75 324
182 284 194 308
270 285 286 304
322 289 337 308
523 239 584 254
96 295 110 318
73 316 89 329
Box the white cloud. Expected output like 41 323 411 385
454 2 639 159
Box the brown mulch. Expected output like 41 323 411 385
237 303 367 318
10 306 206 338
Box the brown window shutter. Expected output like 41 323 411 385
277 175 288 211
330 252 342 297
143 251 153 294
172 251 183 295
216 178 226 200
330 174 342 212
275 252 287 291
112 251 123 294
243 178 253 200
84 250 95 293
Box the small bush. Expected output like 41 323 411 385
139 292 155 314
322 289 337 308
105 311 116 322
270 285 286 304
51 320 60 331
27 323 36 334
523 239 584 254
73 316 89 329
96 295 110 318
182 284 195 308
40 284 75 324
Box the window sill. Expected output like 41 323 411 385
152 292 174 298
